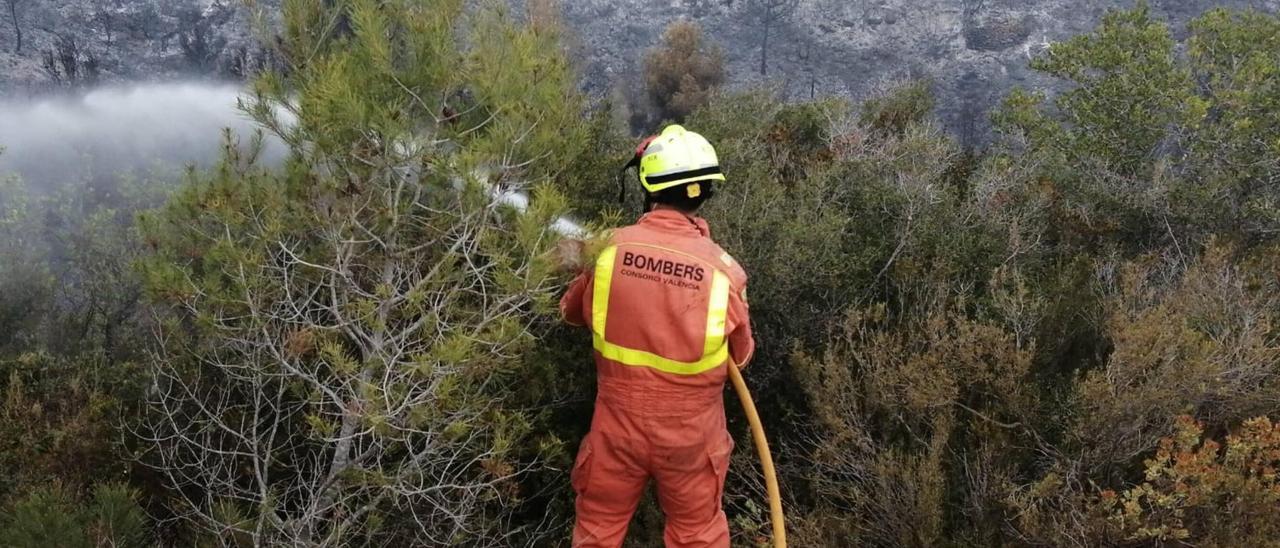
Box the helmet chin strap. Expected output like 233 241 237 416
619 155 640 205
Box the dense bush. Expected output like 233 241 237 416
0 162 155 538
641 20 726 126
994 5 1280 249
792 304 1037 546
1098 415 1280 546
0 483 147 548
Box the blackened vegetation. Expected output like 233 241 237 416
41 35 99 87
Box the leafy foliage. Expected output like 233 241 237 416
1097 415 1280 546
995 3 1280 248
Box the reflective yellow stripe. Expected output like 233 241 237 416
591 245 731 376
591 246 617 341
703 271 730 357
593 334 730 376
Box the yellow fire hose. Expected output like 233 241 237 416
727 360 787 547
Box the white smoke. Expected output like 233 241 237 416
0 81 589 236
493 185 587 237
0 82 277 187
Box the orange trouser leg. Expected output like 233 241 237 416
653 431 733 548
572 430 648 548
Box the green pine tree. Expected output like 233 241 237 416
136 1 599 544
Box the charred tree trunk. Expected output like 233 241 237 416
751 0 796 77
760 5 770 76
6 0 21 55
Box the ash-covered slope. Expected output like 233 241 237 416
561 0 1278 143
2 0 1277 142
0 0 269 96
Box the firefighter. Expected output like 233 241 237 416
558 124 755 547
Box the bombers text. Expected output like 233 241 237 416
621 251 705 282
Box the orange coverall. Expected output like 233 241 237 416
560 208 755 548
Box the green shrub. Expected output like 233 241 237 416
995 4 1280 249
792 302 1038 546
1072 245 1280 473
1097 415 1280 546
0 352 138 509
0 483 147 548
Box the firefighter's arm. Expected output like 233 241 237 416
559 269 591 327
727 283 755 368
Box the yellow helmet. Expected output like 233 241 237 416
633 125 725 195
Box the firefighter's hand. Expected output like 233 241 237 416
553 238 586 273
